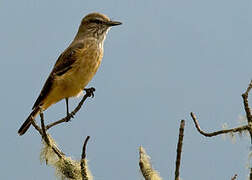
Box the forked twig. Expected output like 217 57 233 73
175 120 185 180
190 81 252 139
190 81 252 179
29 87 94 159
26 88 95 179
190 112 250 137
46 87 95 130
191 81 252 140
31 113 64 158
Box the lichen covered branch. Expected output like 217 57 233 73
139 146 162 180
31 114 64 159
28 89 95 179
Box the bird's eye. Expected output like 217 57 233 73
89 19 103 24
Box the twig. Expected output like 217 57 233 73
231 174 237 180
40 111 50 146
242 80 252 143
30 113 64 158
175 120 185 180
31 119 43 135
27 89 94 179
81 136 90 180
250 168 252 180
46 87 95 130
81 136 90 159
190 112 250 137
243 80 252 97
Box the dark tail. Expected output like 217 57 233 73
18 106 40 136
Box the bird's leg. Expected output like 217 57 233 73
65 98 74 122
84 87 96 98
65 98 69 116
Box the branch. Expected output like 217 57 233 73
31 114 65 159
31 119 43 135
231 174 237 180
81 136 90 159
46 87 95 130
190 112 250 137
40 112 50 146
250 168 252 180
175 120 185 180
81 136 91 180
33 114 92 179
242 80 252 143
28 89 95 179
139 146 162 180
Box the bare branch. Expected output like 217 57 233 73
231 174 237 180
40 111 50 146
189 81 252 179
81 136 91 180
243 80 252 96
250 168 252 180
46 87 95 130
82 136 90 159
31 119 43 135
190 112 250 137
242 80 252 143
175 120 185 180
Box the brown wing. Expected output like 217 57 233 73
32 42 84 109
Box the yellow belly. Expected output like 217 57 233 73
42 49 103 110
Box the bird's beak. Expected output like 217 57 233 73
106 21 122 26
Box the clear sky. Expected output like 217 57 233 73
1 0 252 179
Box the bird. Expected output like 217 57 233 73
18 12 122 135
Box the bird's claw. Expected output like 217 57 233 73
84 87 95 98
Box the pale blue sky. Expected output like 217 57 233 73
1 0 252 179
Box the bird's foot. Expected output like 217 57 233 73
84 87 95 98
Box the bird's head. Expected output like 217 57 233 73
76 12 122 41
